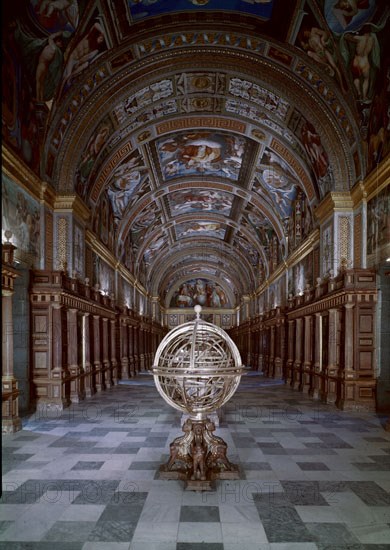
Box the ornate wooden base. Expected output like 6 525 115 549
158 417 240 491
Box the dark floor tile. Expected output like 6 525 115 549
108 491 148 505
281 481 329 505
48 439 94 449
70 480 120 504
71 461 104 470
63 447 117 455
260 447 288 455
98 503 145 522
42 521 95 541
242 461 272 470
113 443 140 454
352 462 390 471
129 461 162 470
87 520 137 542
306 522 360 545
349 481 390 506
261 511 315 542
0 521 13 534
317 545 365 550
180 505 220 522
296 462 330 471
0 544 83 550
142 437 168 447
176 544 224 550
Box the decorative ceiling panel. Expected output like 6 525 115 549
155 131 246 181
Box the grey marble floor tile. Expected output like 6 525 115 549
87 520 137 542
2 373 390 547
71 461 105 470
305 522 360 544
180 505 220 522
42 521 95 541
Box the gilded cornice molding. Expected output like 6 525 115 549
363 154 390 202
350 180 366 207
54 195 91 223
86 230 148 297
314 192 354 224
286 228 320 269
1 144 55 205
86 229 119 272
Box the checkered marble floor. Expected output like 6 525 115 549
1 371 390 550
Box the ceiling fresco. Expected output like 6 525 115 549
2 0 389 308
128 0 275 22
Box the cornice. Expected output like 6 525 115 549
86 229 118 272
1 144 56 206
363 154 390 202
54 195 91 223
85 230 148 297
286 228 320 269
350 180 366 207
314 192 354 224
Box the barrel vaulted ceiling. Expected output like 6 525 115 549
9 0 389 308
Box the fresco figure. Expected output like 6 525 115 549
61 20 106 91
14 22 68 102
343 24 381 103
301 120 329 179
38 0 79 28
332 0 370 29
299 26 347 92
76 123 110 196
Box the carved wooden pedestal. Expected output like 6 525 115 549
158 418 240 491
